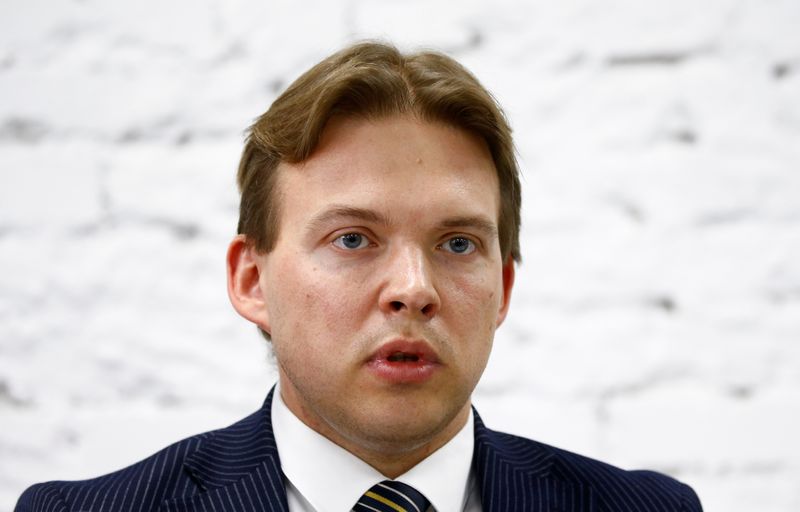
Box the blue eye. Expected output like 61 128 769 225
333 233 370 250
443 237 475 255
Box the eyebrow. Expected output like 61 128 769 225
306 205 390 233
437 216 499 239
306 205 498 239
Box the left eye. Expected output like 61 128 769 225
332 233 370 250
442 237 476 255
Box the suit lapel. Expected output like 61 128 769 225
160 389 289 512
159 390 596 512
473 410 597 512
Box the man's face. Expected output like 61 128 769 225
247 115 513 457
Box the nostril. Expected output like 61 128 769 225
385 300 436 317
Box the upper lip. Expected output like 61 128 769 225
368 339 441 364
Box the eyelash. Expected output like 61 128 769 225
332 232 373 250
331 232 478 255
438 236 477 255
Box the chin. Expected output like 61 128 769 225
342 401 467 452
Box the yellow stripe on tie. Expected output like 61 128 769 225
364 490 407 512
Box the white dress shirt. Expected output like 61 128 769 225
271 386 482 511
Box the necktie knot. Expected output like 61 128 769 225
353 480 430 512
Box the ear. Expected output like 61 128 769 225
495 256 515 327
227 235 272 334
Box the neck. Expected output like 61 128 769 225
337 409 470 478
278 384 471 479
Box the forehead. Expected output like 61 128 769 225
275 115 500 224
309 114 494 173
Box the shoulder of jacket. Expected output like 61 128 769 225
13 428 217 512
482 428 702 511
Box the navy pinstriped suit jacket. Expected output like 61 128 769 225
15 389 702 512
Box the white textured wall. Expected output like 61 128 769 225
2 1 799 510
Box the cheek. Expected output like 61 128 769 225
272 258 370 338
447 267 502 318
441 282 500 368
447 272 503 353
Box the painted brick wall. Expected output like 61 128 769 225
1 1 798 510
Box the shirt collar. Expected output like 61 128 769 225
396 410 475 511
271 383 475 512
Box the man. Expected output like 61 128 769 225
16 42 702 511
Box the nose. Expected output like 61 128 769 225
379 246 440 320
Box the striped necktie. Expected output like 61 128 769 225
353 480 431 512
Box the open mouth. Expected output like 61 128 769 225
366 339 441 383
387 351 420 363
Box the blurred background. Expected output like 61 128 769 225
1 0 799 510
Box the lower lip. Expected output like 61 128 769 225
366 359 440 384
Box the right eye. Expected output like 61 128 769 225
332 233 371 250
